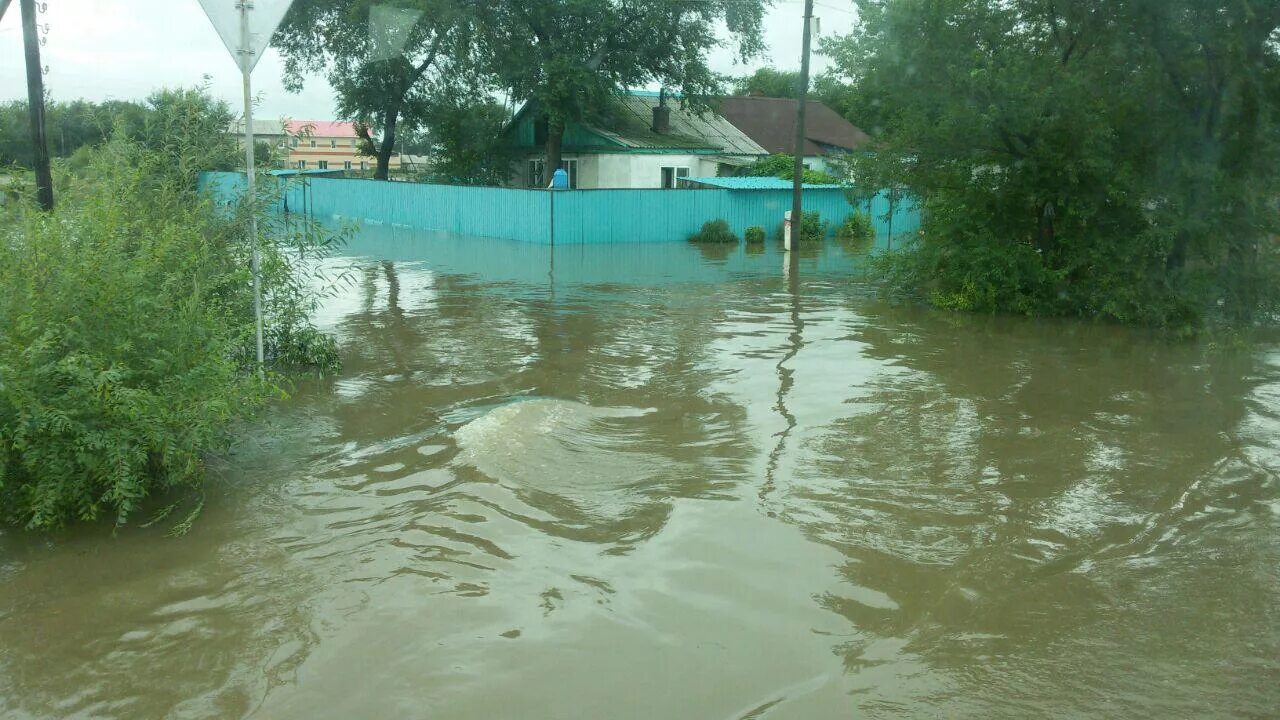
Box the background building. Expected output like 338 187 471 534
501 91 765 189
231 118 398 172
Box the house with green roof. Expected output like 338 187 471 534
501 91 767 189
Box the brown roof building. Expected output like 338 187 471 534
716 96 869 158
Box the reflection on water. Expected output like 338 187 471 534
1 224 1277 719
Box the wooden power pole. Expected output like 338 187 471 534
789 0 814 250
20 0 53 211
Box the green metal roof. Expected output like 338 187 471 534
587 94 766 154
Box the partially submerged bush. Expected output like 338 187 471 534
836 210 875 253
0 88 342 530
744 225 766 244
689 218 737 244
775 211 828 244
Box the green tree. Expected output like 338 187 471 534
732 68 800 98
0 99 149 167
478 0 768 171
418 98 515 185
273 0 482 180
743 153 840 184
840 0 1280 329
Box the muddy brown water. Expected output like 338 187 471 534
1 227 1277 718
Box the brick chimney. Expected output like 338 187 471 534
651 88 670 134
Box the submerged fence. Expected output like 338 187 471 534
199 172 919 245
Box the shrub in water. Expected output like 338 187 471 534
744 225 766 244
774 211 828 244
0 88 341 530
836 210 875 253
689 218 737 244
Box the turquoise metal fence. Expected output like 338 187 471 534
198 172 919 246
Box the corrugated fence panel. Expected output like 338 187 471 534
197 172 918 246
553 189 733 244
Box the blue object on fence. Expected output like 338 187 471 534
550 168 569 189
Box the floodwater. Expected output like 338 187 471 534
2 226 1278 719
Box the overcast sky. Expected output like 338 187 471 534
0 1 855 121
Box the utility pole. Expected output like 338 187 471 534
0 0 14 23
789 0 814 250
239 0 265 378
20 0 53 210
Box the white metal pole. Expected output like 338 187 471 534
239 1 265 378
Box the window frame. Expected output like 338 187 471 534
317 160 329 170
660 165 690 189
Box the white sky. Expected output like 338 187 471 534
0 1 854 121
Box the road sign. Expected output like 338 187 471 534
196 0 293 73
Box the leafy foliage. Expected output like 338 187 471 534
837 0 1280 330
0 99 149 168
743 153 841 184
731 68 801 98
728 67 858 118
416 98 516 185
273 0 483 180
478 0 768 169
744 225 766 244
689 218 737 244
836 210 875 253
776 210 828 244
0 89 340 530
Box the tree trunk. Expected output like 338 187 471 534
375 105 399 181
545 119 564 180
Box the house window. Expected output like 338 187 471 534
309 139 316 148
343 160 352 170
360 161 367 170
330 139 337 148
530 158 578 188
660 166 690 189
291 137 299 148
317 160 328 170
560 159 578 189
297 160 307 169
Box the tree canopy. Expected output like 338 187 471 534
837 0 1280 329
273 0 486 180
478 0 769 170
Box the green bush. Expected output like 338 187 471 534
744 225 766 244
689 218 738 244
836 210 876 252
0 88 340 530
743 153 841 184
775 211 828 244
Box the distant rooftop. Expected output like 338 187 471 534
717 97 869 156
680 176 845 190
286 120 359 138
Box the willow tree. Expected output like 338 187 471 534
272 0 482 180
478 0 769 172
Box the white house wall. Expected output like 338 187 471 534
604 154 721 189
509 152 727 189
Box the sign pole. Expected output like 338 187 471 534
238 1 265 378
